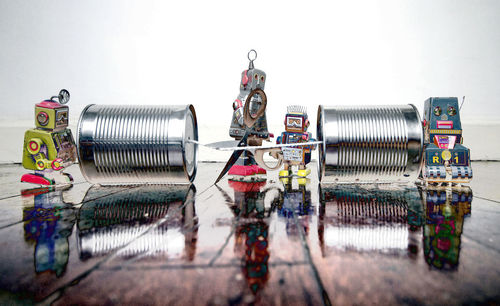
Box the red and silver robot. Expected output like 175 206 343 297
276 106 316 178
227 50 272 181
21 90 77 185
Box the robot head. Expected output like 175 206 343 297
423 97 461 130
35 89 70 130
284 105 309 133
423 97 462 146
240 68 266 92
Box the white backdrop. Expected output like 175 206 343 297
1 0 499 162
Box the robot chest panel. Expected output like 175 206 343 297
285 133 303 144
52 130 74 148
52 130 77 162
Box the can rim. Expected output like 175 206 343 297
77 104 96 184
183 104 198 182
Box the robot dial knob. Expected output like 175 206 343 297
37 112 49 126
58 89 70 104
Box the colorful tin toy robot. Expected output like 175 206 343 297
227 50 272 181
21 89 77 185
422 97 472 184
276 106 316 178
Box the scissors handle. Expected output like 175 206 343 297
243 88 267 128
254 148 283 171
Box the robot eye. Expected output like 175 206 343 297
447 106 456 116
254 73 258 80
37 112 49 126
260 75 265 82
433 106 442 116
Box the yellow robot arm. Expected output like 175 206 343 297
26 138 52 170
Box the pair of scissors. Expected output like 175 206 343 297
214 88 280 184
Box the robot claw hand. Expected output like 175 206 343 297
51 158 64 171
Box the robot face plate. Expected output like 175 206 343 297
287 116 303 128
55 108 69 128
285 114 306 132
425 98 460 124
285 113 308 132
241 68 266 91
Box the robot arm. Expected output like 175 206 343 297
309 133 317 150
276 132 287 144
233 98 244 126
26 138 63 171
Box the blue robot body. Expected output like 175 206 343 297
423 97 472 182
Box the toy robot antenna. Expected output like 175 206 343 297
248 49 257 69
460 96 465 110
50 89 70 104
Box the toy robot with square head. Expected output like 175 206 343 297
422 97 472 184
228 50 272 181
21 89 77 185
276 105 316 178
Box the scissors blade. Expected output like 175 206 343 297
206 140 323 151
214 133 249 184
214 149 244 184
205 140 240 150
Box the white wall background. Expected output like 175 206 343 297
1 0 499 162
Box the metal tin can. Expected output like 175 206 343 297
317 105 423 184
78 105 198 184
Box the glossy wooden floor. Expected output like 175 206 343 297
0 162 499 305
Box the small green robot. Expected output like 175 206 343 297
21 89 77 185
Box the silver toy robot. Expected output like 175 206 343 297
228 50 272 180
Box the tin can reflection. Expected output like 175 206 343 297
318 185 424 256
77 185 197 260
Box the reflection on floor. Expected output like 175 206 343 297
0 162 499 305
77 185 197 260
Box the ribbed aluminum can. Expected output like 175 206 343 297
317 105 423 184
78 105 198 184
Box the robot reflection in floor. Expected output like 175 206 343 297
226 180 270 297
22 185 76 277
423 186 471 270
276 106 316 178
273 178 314 239
228 50 272 181
21 89 77 185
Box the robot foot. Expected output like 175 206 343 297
228 165 256 176
297 177 309 186
21 173 55 185
297 168 311 177
279 170 290 177
228 165 266 182
251 165 267 175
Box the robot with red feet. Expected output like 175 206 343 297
21 89 77 186
227 50 272 182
